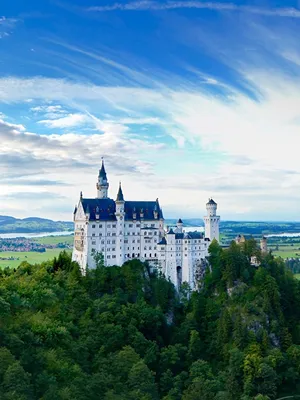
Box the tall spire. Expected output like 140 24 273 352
97 157 109 198
99 158 107 180
116 181 124 202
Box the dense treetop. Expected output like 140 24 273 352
0 240 300 400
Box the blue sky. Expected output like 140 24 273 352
1 0 300 221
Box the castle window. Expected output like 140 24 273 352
107 232 111 236
112 224 116 228
154 231 157 235
124 240 128 243
185 247 187 250
137 240 140 243
91 248 95 252
161 247 165 250
101 248 104 252
154 246 157 250
112 248 115 252
185 254 187 257
144 253 147 257
99 233 102 237
132 232 135 235
133 240 135 243
137 224 140 227
144 246 147 250
107 225 111 228
127 253 130 258
112 233 116 236
112 255 116 259
154 253 157 257
92 241 96 245
149 253 152 257
107 248 110 251
129 224 133 228
149 232 152 235
128 247 130 250
185 241 187 244
101 240 104 244
151 224 155 227
92 233 95 237
144 232 147 236
99 224 103 228
107 255 111 259
107 240 110 244
132 253 135 258
112 240 116 244
92 225 96 228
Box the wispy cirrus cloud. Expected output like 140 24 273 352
87 1 300 18
0 16 18 39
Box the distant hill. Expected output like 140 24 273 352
0 216 73 233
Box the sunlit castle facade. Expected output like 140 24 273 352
72 161 220 290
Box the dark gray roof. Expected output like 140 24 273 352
124 200 163 221
82 198 117 221
167 228 175 234
81 198 163 221
175 231 203 240
116 183 124 202
207 198 217 205
158 237 167 245
177 218 183 223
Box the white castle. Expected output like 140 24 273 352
72 161 220 290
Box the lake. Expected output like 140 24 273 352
266 233 300 238
0 231 74 239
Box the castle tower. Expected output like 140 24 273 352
203 198 220 242
97 159 109 198
260 236 268 254
176 218 183 233
115 182 125 265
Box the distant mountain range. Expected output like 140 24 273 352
0 216 74 233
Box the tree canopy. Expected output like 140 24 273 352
0 244 300 399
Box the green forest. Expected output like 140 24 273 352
0 240 300 400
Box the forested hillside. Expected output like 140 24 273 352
0 216 73 233
0 242 300 400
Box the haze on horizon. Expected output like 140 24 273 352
1 0 300 222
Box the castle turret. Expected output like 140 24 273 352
176 218 183 233
260 236 268 254
203 198 220 242
97 159 109 198
115 182 125 265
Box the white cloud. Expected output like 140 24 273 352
38 113 89 128
87 1 300 18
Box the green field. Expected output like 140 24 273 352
33 234 74 246
0 249 71 269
